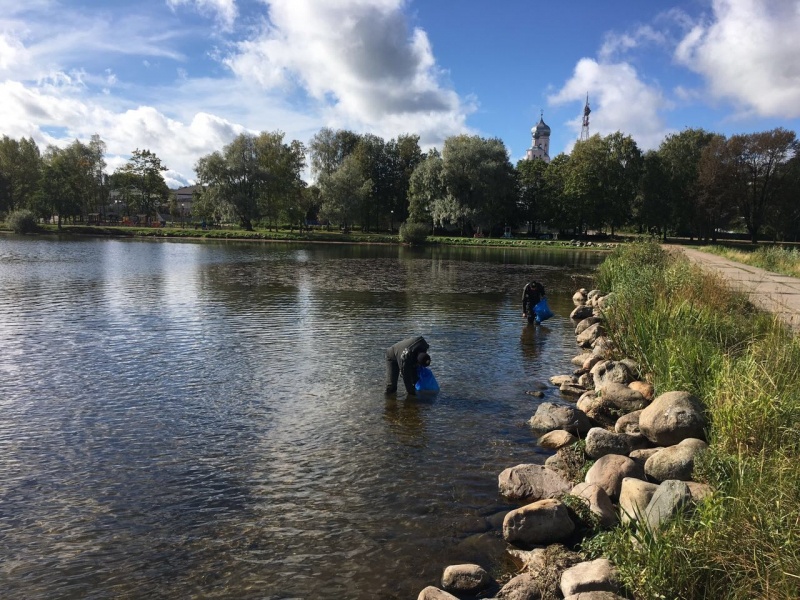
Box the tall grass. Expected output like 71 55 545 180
703 244 800 278
587 241 800 599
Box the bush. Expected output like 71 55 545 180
398 221 430 246
7 209 38 234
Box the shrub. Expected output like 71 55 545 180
398 221 430 245
7 209 38 234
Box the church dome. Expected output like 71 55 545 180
532 116 550 136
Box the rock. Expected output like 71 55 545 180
564 592 627 600
495 572 542 600
570 305 595 320
599 382 649 412
503 499 576 547
591 337 612 357
628 380 654 401
585 454 644 501
576 323 604 348
575 316 602 335
530 403 592 434
572 353 592 366
587 289 602 301
441 564 493 595
570 482 617 528
644 480 693 531
498 464 572 502
590 361 634 390
550 374 577 386
618 477 659 524
687 481 714 503
596 293 616 310
619 358 642 378
545 453 570 479
639 391 708 445
644 438 707 482
560 558 619 597
538 430 578 450
628 447 662 468
576 391 597 412
582 355 603 372
614 410 642 435
526 390 545 398
418 586 459 600
584 427 631 459
561 382 588 397
576 373 593 389
573 290 588 306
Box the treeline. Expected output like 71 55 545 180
2 125 798 242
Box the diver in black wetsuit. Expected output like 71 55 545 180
522 280 546 324
384 336 430 395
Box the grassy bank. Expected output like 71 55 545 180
701 244 800 278
584 242 800 599
1 222 616 250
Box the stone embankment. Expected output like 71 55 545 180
416 288 713 600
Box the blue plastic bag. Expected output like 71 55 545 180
533 297 554 323
415 366 440 393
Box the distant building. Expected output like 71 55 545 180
525 111 551 163
171 184 203 216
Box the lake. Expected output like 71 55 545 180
0 235 605 599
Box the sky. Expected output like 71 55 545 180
2 0 800 188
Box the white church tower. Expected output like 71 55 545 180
525 111 551 163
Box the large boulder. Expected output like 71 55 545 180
584 427 632 459
572 289 588 306
599 382 649 412
575 316 602 336
644 438 708 482
628 447 662 468
495 572 542 600
418 586 459 600
570 482 617 529
441 564 494 595
530 402 592 434
618 477 659 524
560 559 620 598
644 480 693 531
576 323 604 348
503 499 576 547
639 391 708 445
614 410 643 435
570 305 595 320
628 380 654 401
538 430 578 450
498 464 572 502
585 454 644 500
590 361 635 390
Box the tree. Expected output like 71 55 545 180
195 134 265 230
254 132 306 231
0 136 42 214
317 154 372 231
563 135 607 235
725 128 798 243
439 135 516 236
308 127 361 179
603 132 643 235
408 149 443 225
516 158 549 234
657 128 716 239
696 134 736 242
114 149 169 219
639 150 671 240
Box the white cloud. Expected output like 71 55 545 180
599 25 667 62
223 0 472 146
675 0 800 118
167 0 238 30
549 58 674 151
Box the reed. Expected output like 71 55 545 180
587 241 800 599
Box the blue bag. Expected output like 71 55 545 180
415 366 440 393
533 297 554 323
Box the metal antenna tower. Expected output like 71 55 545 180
579 93 591 141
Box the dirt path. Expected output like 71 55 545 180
668 245 800 333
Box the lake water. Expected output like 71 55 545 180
0 235 605 599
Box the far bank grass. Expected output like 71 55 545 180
2 222 615 250
585 242 800 599
701 243 800 278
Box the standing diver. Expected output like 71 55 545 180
385 336 430 395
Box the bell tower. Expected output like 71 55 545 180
525 111 551 163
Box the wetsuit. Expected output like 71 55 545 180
385 336 429 395
522 281 546 323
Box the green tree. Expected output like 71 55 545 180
317 154 372 231
408 149 443 225
439 135 516 236
725 128 798 244
254 132 306 231
114 149 169 220
308 127 361 179
516 158 549 234
604 132 643 235
639 150 671 240
0 136 42 214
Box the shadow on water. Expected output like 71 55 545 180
0 236 605 600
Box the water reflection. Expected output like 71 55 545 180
0 235 605 600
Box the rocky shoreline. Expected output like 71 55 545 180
416 288 713 600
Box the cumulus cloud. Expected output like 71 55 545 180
223 0 472 146
549 58 673 151
674 0 800 118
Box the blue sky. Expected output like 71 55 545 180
2 0 799 187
